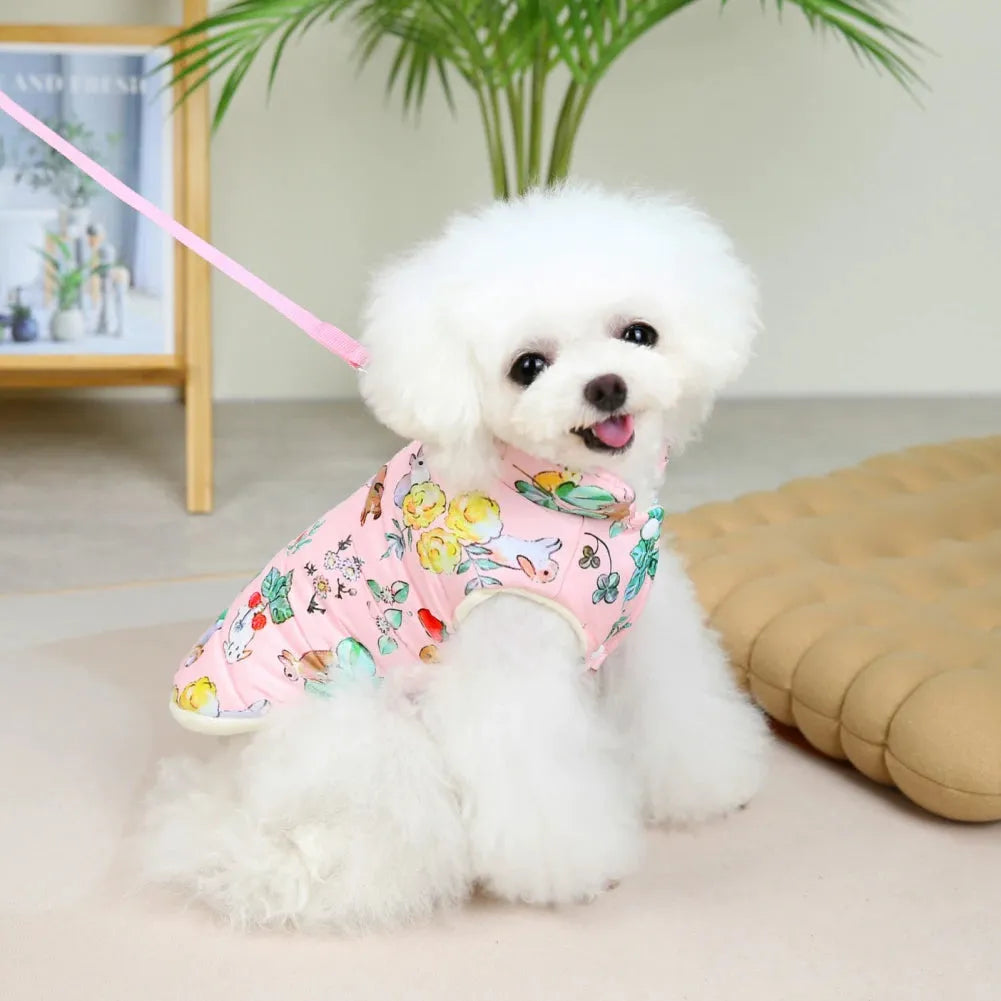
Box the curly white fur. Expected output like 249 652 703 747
140 183 770 930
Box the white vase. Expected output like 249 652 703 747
50 308 86 342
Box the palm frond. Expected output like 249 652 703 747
158 1 356 129
159 0 926 196
354 1 534 95
540 1 700 88
736 0 923 91
354 0 477 111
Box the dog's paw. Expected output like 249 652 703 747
476 821 641 907
643 694 770 827
470 776 642 907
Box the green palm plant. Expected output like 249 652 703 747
164 0 922 199
37 236 107 312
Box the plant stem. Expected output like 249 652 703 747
487 86 510 199
584 531 613 569
547 82 595 185
475 87 508 200
547 80 579 186
506 78 526 195
569 84 595 139
527 24 548 189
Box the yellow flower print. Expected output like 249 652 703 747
417 528 463 574
446 492 503 544
175 676 218 714
402 481 446 529
534 468 581 494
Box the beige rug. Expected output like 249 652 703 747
1 579 998 1001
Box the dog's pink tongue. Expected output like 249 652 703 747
590 414 634 448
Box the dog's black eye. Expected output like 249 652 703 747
620 322 658 348
508 352 549 387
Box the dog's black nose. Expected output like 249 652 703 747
584 373 628 413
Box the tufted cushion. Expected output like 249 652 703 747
666 436 1001 822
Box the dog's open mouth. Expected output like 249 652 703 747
572 414 635 453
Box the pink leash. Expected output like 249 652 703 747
0 89 369 371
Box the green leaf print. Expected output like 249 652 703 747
261 567 292 603
475 558 500 571
624 563 647 603
383 533 405 560
286 518 323 555
592 571 621 605
367 580 383 599
555 483 617 509
515 479 559 510
605 614 632 641
623 531 660 604
304 679 334 699
455 559 472 575
464 575 502 595
390 581 410 603
378 635 398 656
336 637 377 678
384 608 404 629
646 547 660 581
269 595 294 625
260 567 280 600
260 567 294 623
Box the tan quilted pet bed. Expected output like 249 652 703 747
666 436 1001 823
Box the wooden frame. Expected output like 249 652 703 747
0 1 213 511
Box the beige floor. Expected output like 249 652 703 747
2 398 1000 1001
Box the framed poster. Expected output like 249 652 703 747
0 37 177 355
0 12 213 512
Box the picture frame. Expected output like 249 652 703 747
0 3 213 512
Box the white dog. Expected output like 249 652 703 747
141 184 770 930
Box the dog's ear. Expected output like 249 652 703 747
647 197 760 453
360 242 490 485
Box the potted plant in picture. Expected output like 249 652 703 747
38 237 106 343
8 288 40 343
14 120 120 304
163 0 922 200
0 288 40 343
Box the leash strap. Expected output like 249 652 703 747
0 89 369 370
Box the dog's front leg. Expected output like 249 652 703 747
420 594 642 906
601 547 771 826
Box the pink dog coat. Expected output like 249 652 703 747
172 443 664 734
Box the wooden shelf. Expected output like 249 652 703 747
0 25 177 45
0 2 213 510
0 354 185 387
